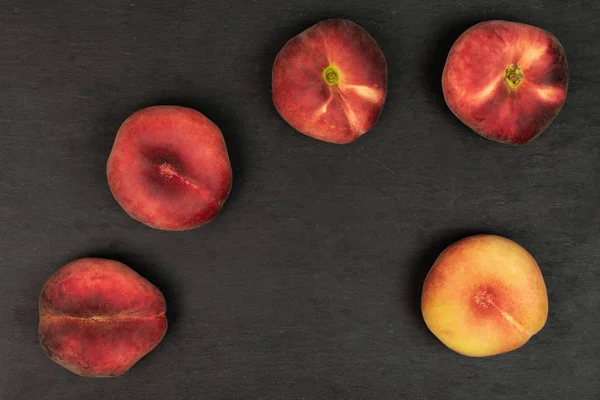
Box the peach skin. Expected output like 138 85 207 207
421 235 548 357
107 105 232 231
442 20 568 145
39 258 167 377
272 19 387 144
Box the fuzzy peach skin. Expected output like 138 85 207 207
39 258 167 377
421 235 548 357
442 20 568 145
107 106 232 231
272 19 387 144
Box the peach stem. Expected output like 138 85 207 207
504 64 523 88
322 66 339 86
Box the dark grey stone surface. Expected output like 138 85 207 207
1 0 598 399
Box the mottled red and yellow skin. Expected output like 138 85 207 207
442 20 568 145
421 235 548 357
107 106 232 230
38 258 167 377
272 19 387 144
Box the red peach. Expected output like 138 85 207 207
39 258 167 377
421 235 548 357
272 19 387 144
107 106 232 231
442 20 568 145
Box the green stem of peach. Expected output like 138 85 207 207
504 64 523 88
323 66 339 85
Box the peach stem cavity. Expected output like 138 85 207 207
323 66 339 85
504 64 523 88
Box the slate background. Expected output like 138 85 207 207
1 0 599 399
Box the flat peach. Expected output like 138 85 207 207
107 105 232 230
272 19 387 144
421 235 548 357
442 20 568 144
39 258 167 377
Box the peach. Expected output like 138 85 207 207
421 235 548 357
107 105 232 231
38 258 167 377
272 19 387 144
442 20 568 145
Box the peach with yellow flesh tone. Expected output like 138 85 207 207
442 20 568 144
421 235 548 357
272 19 387 144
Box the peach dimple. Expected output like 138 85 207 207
107 105 232 231
272 19 387 144
421 234 548 357
472 287 496 312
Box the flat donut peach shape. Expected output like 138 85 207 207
107 105 232 230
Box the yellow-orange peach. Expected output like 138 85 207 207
421 234 548 357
